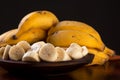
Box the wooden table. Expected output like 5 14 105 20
0 60 120 80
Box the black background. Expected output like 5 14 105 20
0 0 119 54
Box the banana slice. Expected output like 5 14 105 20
31 41 45 53
9 45 25 61
55 47 71 61
16 40 31 52
22 41 45 62
22 51 40 62
2 45 11 60
0 47 5 59
81 46 88 56
66 43 83 59
39 43 58 62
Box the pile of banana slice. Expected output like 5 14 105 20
0 41 88 62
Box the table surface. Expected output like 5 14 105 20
0 60 120 80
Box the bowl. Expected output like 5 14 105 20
0 54 94 76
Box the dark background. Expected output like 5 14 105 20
0 0 119 54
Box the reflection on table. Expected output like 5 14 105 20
0 60 120 80
70 61 120 80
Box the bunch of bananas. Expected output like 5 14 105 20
47 21 115 65
0 10 115 65
0 10 59 47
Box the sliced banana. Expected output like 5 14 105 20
66 43 83 59
39 43 58 62
9 45 25 61
31 41 45 53
0 41 88 62
22 51 40 62
0 47 5 59
55 47 71 61
22 41 45 62
81 46 88 56
2 45 11 60
55 47 65 61
16 40 31 52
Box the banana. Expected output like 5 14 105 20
88 46 115 65
66 43 88 59
16 10 59 38
48 21 105 51
55 47 71 61
88 48 109 65
0 47 5 59
0 10 59 47
22 51 40 62
47 30 104 51
16 40 31 52
104 47 115 56
31 41 45 53
48 21 99 36
0 28 46 46
39 43 58 62
0 29 18 47
2 45 11 60
9 45 25 61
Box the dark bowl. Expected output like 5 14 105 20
0 54 94 76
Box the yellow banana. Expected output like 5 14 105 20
0 29 18 47
104 47 115 56
47 30 105 51
0 28 46 47
16 10 59 37
88 48 109 65
48 21 99 36
0 10 59 47
48 21 105 51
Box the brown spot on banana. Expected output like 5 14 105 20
12 35 17 40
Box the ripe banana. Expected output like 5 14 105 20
47 30 104 51
104 47 115 56
0 29 18 47
48 21 105 51
0 28 46 47
16 10 59 38
0 10 59 47
88 48 110 65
